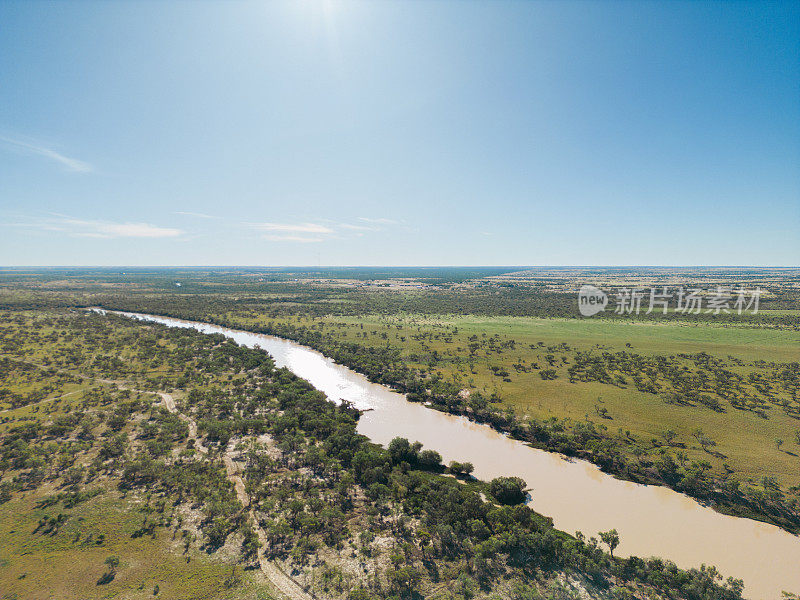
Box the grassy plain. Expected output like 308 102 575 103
0 488 269 600
225 310 800 489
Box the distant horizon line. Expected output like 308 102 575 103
1 265 799 270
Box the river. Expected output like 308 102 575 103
104 310 800 599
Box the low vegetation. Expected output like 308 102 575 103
0 308 749 599
71 292 799 533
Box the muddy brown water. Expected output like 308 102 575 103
105 310 800 599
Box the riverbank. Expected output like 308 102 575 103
103 309 800 599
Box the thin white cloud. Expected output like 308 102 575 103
17 217 184 239
74 232 110 239
174 211 218 219
250 222 334 234
339 223 376 231
358 217 399 225
264 234 324 243
0 135 93 173
243 219 397 242
75 221 183 238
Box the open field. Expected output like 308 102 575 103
0 487 268 600
221 311 800 490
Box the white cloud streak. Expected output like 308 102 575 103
244 219 399 242
174 211 218 219
249 222 334 234
339 223 376 231
263 234 325 243
74 220 184 238
0 135 93 173
358 217 398 225
19 217 184 239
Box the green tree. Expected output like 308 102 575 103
489 476 527 505
599 529 620 558
417 449 442 470
389 566 421 595
662 429 678 446
388 437 419 464
104 555 120 572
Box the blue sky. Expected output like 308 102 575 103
1 0 798 266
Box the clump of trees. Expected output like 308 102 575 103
489 476 527 505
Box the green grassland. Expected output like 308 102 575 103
222 310 800 491
0 488 268 600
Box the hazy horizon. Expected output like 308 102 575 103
2 265 799 270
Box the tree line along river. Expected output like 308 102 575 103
103 310 800 600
